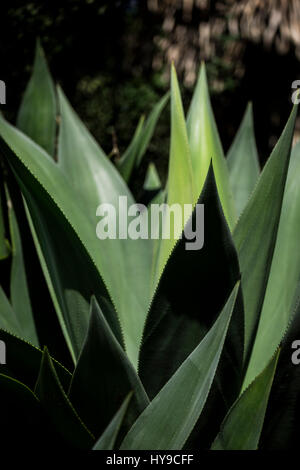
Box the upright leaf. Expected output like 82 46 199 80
0 286 21 335
233 104 298 369
157 65 195 278
227 103 260 217
211 350 279 450
57 88 152 367
17 40 56 157
139 166 241 400
0 328 71 391
121 283 239 450
68 297 149 438
135 91 170 168
35 347 94 449
0 102 151 367
259 293 300 449
117 91 169 181
117 116 145 182
0 186 9 259
8 189 39 345
187 63 236 230
0 373 47 449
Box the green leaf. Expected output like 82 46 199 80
57 87 152 367
34 347 94 449
17 39 56 157
227 103 260 217
0 100 151 368
117 116 145 182
233 103 298 369
187 63 236 231
135 92 170 168
143 162 161 191
93 394 132 450
243 140 300 390
0 136 113 362
0 328 71 391
259 295 300 449
156 65 195 278
117 92 169 182
68 297 149 438
0 286 21 335
7 189 39 346
139 165 241 400
0 373 47 448
121 283 239 450
211 350 279 450
0 186 10 259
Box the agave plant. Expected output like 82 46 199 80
0 40 299 450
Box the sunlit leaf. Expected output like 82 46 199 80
116 92 169 181
156 65 195 279
233 104 298 370
0 186 10 259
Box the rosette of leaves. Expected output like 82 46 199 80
0 41 299 450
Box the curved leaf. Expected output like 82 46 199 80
233 103 298 371
93 394 132 450
211 350 279 450
0 286 21 335
260 293 300 449
143 162 161 191
156 65 195 279
8 189 39 345
35 347 94 449
121 283 239 450
0 106 151 367
68 297 149 438
0 136 113 361
57 87 152 367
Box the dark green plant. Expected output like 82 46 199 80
0 41 299 450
